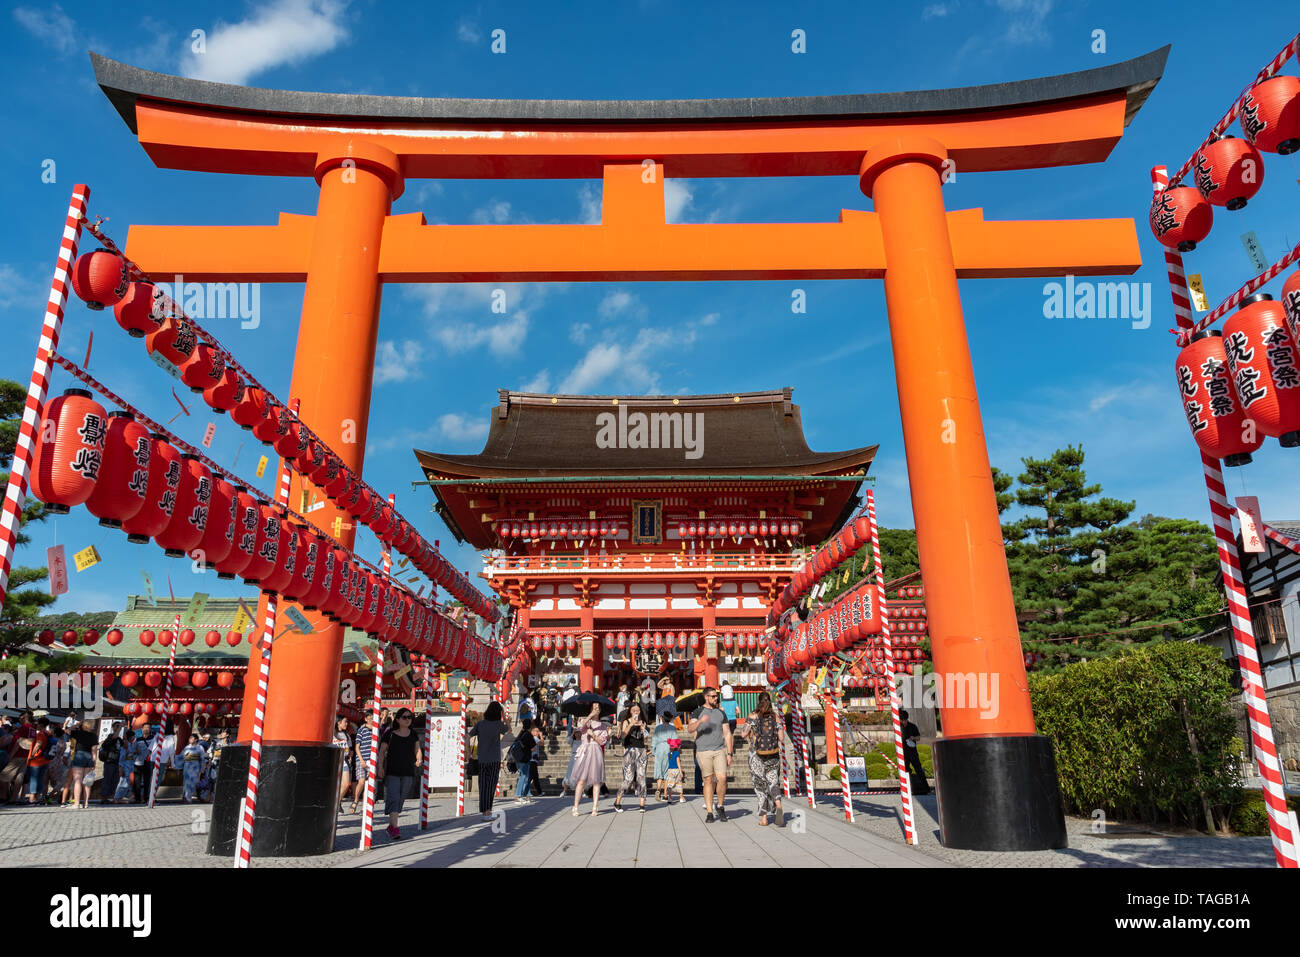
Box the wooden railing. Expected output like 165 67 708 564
483 550 805 576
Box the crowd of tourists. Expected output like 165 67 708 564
0 711 227 807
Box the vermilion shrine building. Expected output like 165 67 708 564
417 388 874 694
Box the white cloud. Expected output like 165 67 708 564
374 339 424 384
0 264 47 312
12 5 77 56
438 412 489 443
697 312 719 326
471 199 514 224
570 322 591 344
520 370 551 393
922 2 955 17
457 19 482 44
577 183 601 224
557 325 694 394
598 290 638 320
991 0 1054 45
664 180 694 223
432 311 530 357
179 0 349 85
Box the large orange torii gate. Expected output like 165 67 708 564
92 47 1165 853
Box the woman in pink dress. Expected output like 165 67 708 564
570 703 609 817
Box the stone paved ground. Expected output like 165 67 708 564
803 791 1279 867
0 791 1276 867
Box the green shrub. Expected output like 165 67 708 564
1228 790 1300 836
1029 642 1240 830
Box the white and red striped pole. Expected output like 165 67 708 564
866 489 917 844
0 186 88 615
1201 455 1297 867
454 694 467 816
147 612 182 809
419 654 434 830
1263 524 1300 554
360 493 396 850
791 689 814 807
234 402 297 868
826 689 854 822
779 688 790 799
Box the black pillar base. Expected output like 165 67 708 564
932 734 1067 851
205 744 341 857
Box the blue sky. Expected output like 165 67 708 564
2 0 1299 615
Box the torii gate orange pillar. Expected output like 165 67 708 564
862 136 1063 849
223 144 401 855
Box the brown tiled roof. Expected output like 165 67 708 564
415 388 876 479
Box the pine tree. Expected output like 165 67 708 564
1004 446 1134 667
0 378 55 648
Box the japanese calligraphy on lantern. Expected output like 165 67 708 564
47 545 68 596
1236 496 1265 553
73 545 100 572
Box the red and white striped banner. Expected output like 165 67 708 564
234 401 297 868
779 688 790 799
454 694 467 816
826 691 854 823
791 690 814 806
0 186 89 614
1263 524 1300 555
1201 455 1297 867
419 654 434 831
867 489 916 844
146 612 182 809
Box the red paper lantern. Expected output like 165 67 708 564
1222 293 1300 447
81 628 99 646
138 629 155 647
122 435 182 543
106 628 123 646
259 512 297 594
179 342 225 394
191 670 209 688
71 249 128 310
273 411 306 459
215 486 257 580
145 671 163 688
302 534 332 611
179 703 193 716
155 454 211 557
1240 75 1300 155
146 315 198 367
1193 135 1263 210
241 503 282 585
178 629 194 647
59 629 77 647
1176 329 1266 465
174 670 190 687
83 411 150 529
197 478 235 569
36 629 54 646
203 368 242 413
159 630 175 647
113 281 163 337
230 385 266 431
29 389 106 514
217 672 235 689
120 670 138 688
322 547 352 621
344 482 372 519
204 630 221 648
1282 269 1300 345
1149 186 1212 252
226 631 242 646
252 398 289 448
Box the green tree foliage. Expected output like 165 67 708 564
1 378 56 648
1029 642 1241 830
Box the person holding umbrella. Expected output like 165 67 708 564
565 695 612 816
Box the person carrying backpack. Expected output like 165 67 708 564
741 691 786 827
509 718 542 805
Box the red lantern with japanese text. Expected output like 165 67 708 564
29 389 106 513
113 281 162 337
122 434 182 543
71 249 128 310
1222 292 1300 447
258 515 297 594
1193 135 1264 210
1149 186 1212 251
1175 329 1265 466
196 477 235 568
155 454 211 556
84 410 150 529
230 385 266 431
1281 269 1300 344
241 502 282 585
215 486 257 580
1240 75 1300 155
179 342 224 394
145 315 197 367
